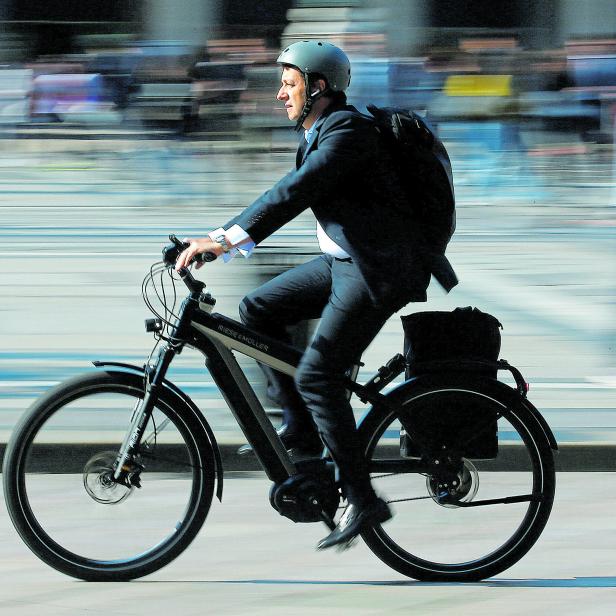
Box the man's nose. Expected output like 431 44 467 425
276 87 287 101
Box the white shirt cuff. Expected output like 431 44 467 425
208 225 255 263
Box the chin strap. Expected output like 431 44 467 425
295 73 329 132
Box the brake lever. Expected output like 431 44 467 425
169 234 185 250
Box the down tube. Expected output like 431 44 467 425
194 330 297 483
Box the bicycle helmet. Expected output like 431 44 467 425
277 40 351 130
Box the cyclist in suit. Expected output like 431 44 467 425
176 40 457 549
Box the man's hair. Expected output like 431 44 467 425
328 90 347 105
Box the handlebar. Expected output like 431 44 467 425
161 234 214 296
162 234 217 267
176 266 205 295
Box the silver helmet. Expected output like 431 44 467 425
277 40 351 92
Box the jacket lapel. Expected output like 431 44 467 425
295 137 308 168
295 112 329 167
295 102 354 168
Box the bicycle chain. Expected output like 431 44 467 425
371 471 434 504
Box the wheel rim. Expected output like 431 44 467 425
13 382 208 569
364 388 553 577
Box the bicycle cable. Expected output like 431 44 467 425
141 261 183 336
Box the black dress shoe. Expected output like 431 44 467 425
317 498 392 550
237 424 323 457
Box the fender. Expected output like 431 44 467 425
357 372 558 451
93 361 224 501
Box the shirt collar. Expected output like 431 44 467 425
303 100 351 143
303 113 323 143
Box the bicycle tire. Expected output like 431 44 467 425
359 378 555 582
3 370 216 581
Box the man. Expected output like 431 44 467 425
175 40 457 549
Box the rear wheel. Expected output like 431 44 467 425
360 384 555 582
3 371 216 581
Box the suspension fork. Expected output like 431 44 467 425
113 343 177 480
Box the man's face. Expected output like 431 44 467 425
276 66 305 121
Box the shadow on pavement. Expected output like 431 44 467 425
143 577 616 588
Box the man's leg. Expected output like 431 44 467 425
239 255 332 436
294 259 396 506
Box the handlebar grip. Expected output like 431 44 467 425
163 234 218 266
194 251 217 263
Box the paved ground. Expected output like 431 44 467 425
1 471 615 615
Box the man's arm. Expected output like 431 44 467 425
225 112 373 244
175 111 372 268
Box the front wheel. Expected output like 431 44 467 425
3 371 216 581
360 382 555 582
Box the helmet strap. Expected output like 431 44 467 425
295 73 328 132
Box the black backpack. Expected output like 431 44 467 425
367 105 456 253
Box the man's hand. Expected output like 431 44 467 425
175 237 224 271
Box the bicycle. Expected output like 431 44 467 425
2 235 557 582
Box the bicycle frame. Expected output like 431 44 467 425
113 269 373 486
113 265 553 493
190 308 304 483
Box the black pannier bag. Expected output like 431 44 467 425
399 307 503 460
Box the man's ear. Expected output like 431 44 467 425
311 78 327 97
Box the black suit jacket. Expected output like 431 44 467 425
226 103 458 309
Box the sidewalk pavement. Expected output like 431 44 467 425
1 472 615 615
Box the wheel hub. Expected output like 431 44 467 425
83 451 135 505
426 458 479 508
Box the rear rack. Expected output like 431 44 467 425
357 355 528 400
406 358 528 398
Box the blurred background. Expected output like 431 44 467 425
0 0 614 450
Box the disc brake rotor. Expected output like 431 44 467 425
83 451 134 505
426 458 479 508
